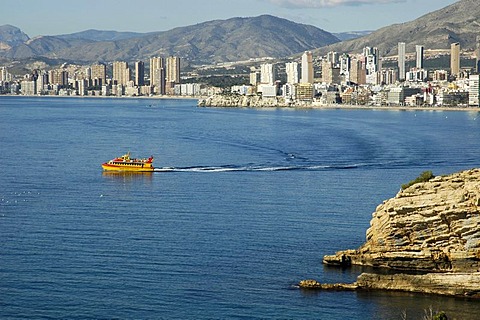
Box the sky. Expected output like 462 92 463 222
4 0 459 37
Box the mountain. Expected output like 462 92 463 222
55 29 157 42
333 31 372 41
0 15 339 65
0 25 30 50
316 0 480 57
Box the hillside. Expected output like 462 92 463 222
316 0 480 57
0 15 339 65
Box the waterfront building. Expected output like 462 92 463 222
476 36 480 73
364 47 380 85
386 87 422 105
91 63 106 86
150 57 166 95
398 42 406 81
21 80 36 95
380 69 397 85
350 58 366 85
416 45 424 69
301 51 314 84
285 62 299 84
249 67 260 86
260 63 275 85
451 43 461 77
406 68 427 82
294 83 314 101
49 69 68 86
113 61 130 85
166 56 180 84
469 74 480 106
135 61 145 86
339 54 351 84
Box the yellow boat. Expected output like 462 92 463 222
102 152 155 172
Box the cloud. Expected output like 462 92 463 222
266 0 406 8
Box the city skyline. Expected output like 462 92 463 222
3 0 458 38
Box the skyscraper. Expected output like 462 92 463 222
135 61 145 86
451 42 460 77
113 61 130 85
150 57 166 95
91 63 106 86
285 62 299 84
416 45 424 69
398 42 406 81
476 36 480 73
301 51 314 84
260 63 275 85
166 56 180 84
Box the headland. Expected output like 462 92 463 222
300 168 480 298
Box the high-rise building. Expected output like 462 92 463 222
249 67 260 85
285 62 299 84
301 51 314 84
48 69 68 86
469 74 480 106
364 47 380 85
398 42 406 81
150 57 166 95
416 45 424 69
326 51 339 65
450 42 460 77
339 54 351 83
166 56 180 84
476 36 480 73
91 63 106 86
113 61 130 85
135 61 145 86
260 63 275 85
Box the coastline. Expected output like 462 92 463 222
3 94 480 112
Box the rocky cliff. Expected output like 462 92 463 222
324 168 480 272
303 168 480 297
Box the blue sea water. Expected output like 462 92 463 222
1 96 480 319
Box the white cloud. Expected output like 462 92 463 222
266 0 406 8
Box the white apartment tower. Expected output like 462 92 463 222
469 74 479 106
339 54 351 83
260 63 275 85
301 51 314 84
285 62 299 84
398 42 406 81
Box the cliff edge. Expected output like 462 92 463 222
303 168 480 297
324 168 480 272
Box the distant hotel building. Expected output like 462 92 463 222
166 56 181 90
150 56 166 95
113 61 130 85
285 62 299 84
451 43 460 77
135 61 145 86
301 51 314 84
260 63 275 85
398 42 406 81
91 63 106 86
416 45 424 69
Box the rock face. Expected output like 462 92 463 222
324 168 480 272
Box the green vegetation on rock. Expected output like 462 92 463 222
401 171 435 190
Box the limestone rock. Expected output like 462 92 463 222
324 168 480 272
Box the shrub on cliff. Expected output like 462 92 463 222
401 170 435 190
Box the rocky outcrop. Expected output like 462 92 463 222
198 95 296 108
300 273 480 298
324 168 480 272
312 168 480 297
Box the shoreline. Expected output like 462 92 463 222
3 94 480 112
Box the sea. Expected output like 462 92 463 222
1 96 480 319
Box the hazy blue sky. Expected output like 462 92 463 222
4 0 458 37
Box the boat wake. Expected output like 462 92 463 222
153 164 366 173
